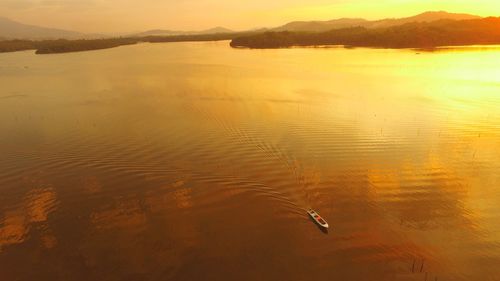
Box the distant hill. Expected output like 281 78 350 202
367 11 481 28
274 18 368 32
0 11 482 41
132 29 181 37
272 11 481 32
132 26 234 37
1 10 495 55
231 17 500 49
200 27 234 34
0 17 102 40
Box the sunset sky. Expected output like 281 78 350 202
0 0 499 33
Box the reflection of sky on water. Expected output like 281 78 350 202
0 42 499 280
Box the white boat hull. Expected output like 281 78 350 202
307 209 329 229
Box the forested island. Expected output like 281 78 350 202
230 17 500 49
0 33 244 54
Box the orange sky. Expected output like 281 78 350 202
0 0 499 33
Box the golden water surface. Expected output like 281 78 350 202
1 42 500 281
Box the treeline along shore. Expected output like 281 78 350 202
0 33 243 54
230 17 500 49
2 17 500 54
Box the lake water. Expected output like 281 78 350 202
1 41 500 281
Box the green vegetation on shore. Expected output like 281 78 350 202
0 33 246 54
0 39 35 53
230 17 500 49
0 38 138 54
35 38 138 54
2 17 500 54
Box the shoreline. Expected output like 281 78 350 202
230 17 500 50
0 33 244 55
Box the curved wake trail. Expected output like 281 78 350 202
183 101 319 214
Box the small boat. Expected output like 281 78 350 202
307 209 329 229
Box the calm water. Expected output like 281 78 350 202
1 42 500 281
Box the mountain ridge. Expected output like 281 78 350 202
130 26 234 37
0 17 101 40
0 11 482 40
272 11 481 32
230 16 500 49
